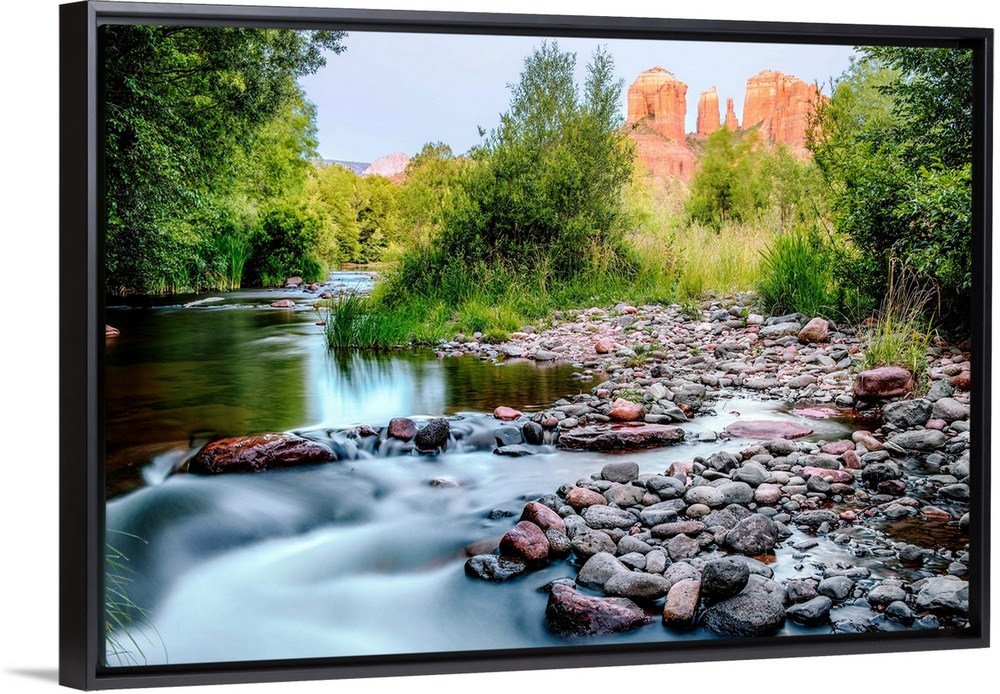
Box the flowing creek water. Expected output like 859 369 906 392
104 273 967 666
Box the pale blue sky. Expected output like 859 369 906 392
299 31 857 163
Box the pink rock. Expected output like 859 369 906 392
541 416 559 429
839 510 857 522
842 450 862 469
595 338 615 354
500 521 550 564
754 484 783 505
926 419 947 430
387 417 417 440
854 367 914 400
921 506 953 520
795 407 836 419
609 398 645 421
798 317 830 344
189 433 333 474
723 420 813 440
821 440 854 456
565 487 608 511
546 584 650 636
800 467 853 484
596 389 612 399
519 502 566 534
270 299 295 308
949 373 971 390
667 460 694 478
852 430 884 451
105 324 120 338
556 424 685 451
494 406 523 421
284 275 303 287
662 578 701 627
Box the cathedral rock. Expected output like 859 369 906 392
696 87 720 136
740 70 823 152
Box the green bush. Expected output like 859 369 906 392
245 204 324 286
757 227 841 318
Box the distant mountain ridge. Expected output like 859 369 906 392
320 159 370 175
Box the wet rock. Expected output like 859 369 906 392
886 600 915 623
270 299 295 308
786 579 819 604
666 534 701 560
723 420 813 440
500 521 550 564
494 426 523 447
862 462 902 488
914 576 969 614
545 584 650 636
603 572 671 601
725 515 779 555
415 417 450 451
854 367 914 400
701 558 750 600
818 575 853 601
939 483 970 501
566 487 608 511
852 430 883 451
465 554 527 581
932 397 970 423
520 501 566 534
387 417 417 440
493 406 523 421
883 399 933 429
684 486 726 508
189 433 334 474
702 575 786 637
522 421 545 445
662 579 701 628
609 398 645 421
494 444 534 457
581 505 637 530
556 424 685 451
787 595 833 624
571 531 617 558
545 530 572 556
601 461 640 483
867 583 907 607
576 552 629 589
603 484 646 507
889 430 946 452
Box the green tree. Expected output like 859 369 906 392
103 25 345 293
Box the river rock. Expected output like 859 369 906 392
520 501 566 534
725 515 779 555
651 520 705 539
415 417 450 451
852 430 883 451
556 424 685 451
493 406 523 421
499 521 550 564
577 552 629 589
754 484 783 505
522 421 545 445
800 467 854 484
545 584 650 636
639 501 681 526
666 534 702 560
603 484 646 507
387 417 417 440
723 420 813 440
797 317 830 344
786 595 833 624
818 575 853 601
717 481 754 506
662 579 701 628
595 338 615 354
609 398 645 421
581 505 637 530
494 426 523 447
684 485 726 508
854 367 914 400
949 372 971 390
566 487 608 511
760 321 802 338
105 324 120 338
603 572 672 602
889 430 946 451
602 461 640 483
702 575 786 636
269 299 295 308
545 529 572 556
701 558 750 600
932 397 970 422
883 399 933 429
189 433 334 474
284 275 303 287
494 444 534 457
464 554 527 581
914 576 969 614
795 510 840 529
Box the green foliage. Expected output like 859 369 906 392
103 25 345 293
757 227 842 318
105 533 163 667
319 292 412 350
809 47 973 319
245 204 324 286
396 143 468 247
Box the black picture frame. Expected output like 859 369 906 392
59 1 992 689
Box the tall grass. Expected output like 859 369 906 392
319 292 416 350
757 226 840 318
674 223 773 300
860 260 938 389
105 532 164 666
210 232 252 290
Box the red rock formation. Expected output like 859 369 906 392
696 87 721 136
626 67 687 142
362 151 410 179
628 128 696 181
724 97 739 130
741 70 821 150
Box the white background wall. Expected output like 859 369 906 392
1 1 995 692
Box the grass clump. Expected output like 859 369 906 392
319 292 413 350
757 226 841 318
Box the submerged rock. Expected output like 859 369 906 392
188 433 334 474
545 584 651 636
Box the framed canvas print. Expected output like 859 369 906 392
59 0 991 689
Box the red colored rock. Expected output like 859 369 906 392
541 416 559 429
596 388 612 399
556 424 685 451
723 420 813 440
724 97 739 130
500 520 550 564
798 317 830 344
284 275 303 287
796 407 836 419
270 299 295 308
667 460 694 478
566 487 608 511
105 325 120 338
595 338 615 354
821 440 854 456
842 449 862 469
852 430 884 451
854 367 914 400
697 86 721 136
189 433 333 474
839 510 857 522
742 70 824 152
628 128 696 180
387 417 417 440
493 406 523 421
519 501 566 534
949 373 971 390
609 398 645 421
627 67 687 142
921 506 953 520
546 584 651 636
662 578 701 628
800 467 853 484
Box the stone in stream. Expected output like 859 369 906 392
888 430 946 452
786 595 833 625
415 417 450 451
519 501 566 534
188 433 334 474
581 505 637 531
576 552 629 590
269 299 295 308
522 421 545 445
545 584 650 636
853 366 914 400
932 397 971 422
494 444 534 457
105 324 120 338
683 485 726 509
818 575 854 601
609 398 645 421
499 521 550 564
662 579 701 628
493 406 522 421
914 576 969 614
556 424 685 451
387 417 417 440
565 487 608 511
464 554 528 581
701 558 750 600
602 572 672 601
601 461 640 483
603 484 646 507
494 426 523 447
723 420 813 440
571 531 618 558
725 515 779 556
883 399 933 429
702 575 787 637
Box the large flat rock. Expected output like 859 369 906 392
723 420 813 440
556 424 685 451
